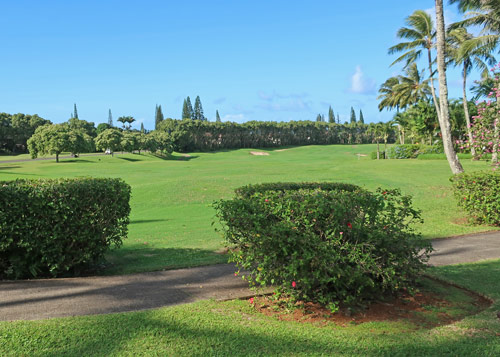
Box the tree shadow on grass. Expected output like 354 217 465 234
118 157 142 162
8 300 498 356
59 159 93 163
129 219 169 225
0 166 20 170
152 153 199 161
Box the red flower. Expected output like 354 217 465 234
249 297 254 304
265 199 269 202
292 281 297 288
347 223 352 229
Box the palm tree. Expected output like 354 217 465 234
377 76 402 112
388 10 442 122
378 64 431 112
436 0 465 174
447 27 496 157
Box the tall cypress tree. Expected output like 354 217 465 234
337 113 340 124
186 96 194 119
359 110 365 124
108 109 113 127
328 106 335 123
193 96 205 121
73 103 79 119
155 104 164 129
140 122 145 133
216 110 221 122
182 99 190 119
350 107 357 123
316 113 324 122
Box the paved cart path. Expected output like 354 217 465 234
0 231 499 321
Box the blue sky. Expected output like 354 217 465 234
0 0 489 129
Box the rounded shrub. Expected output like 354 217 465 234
450 171 500 225
214 182 431 309
0 178 131 279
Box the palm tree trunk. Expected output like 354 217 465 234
377 141 380 160
428 48 442 123
462 64 476 158
493 104 499 164
56 153 59 163
435 0 464 174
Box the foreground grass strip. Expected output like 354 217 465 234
0 145 497 274
1 261 499 356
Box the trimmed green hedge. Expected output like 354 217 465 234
214 182 431 309
450 171 500 226
0 178 131 279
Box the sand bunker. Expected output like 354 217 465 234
250 151 270 156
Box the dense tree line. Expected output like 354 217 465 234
0 113 51 153
158 119 396 152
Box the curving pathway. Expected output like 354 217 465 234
0 231 498 321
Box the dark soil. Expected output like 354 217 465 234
250 284 490 328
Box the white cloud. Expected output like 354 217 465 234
349 66 376 95
222 113 246 123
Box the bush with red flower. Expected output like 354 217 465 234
214 182 431 309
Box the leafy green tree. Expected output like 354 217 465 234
328 106 335 123
367 123 384 159
10 113 51 152
27 124 91 162
359 110 365 124
388 10 441 122
121 131 137 153
149 130 173 155
216 110 221 122
108 109 113 127
95 128 123 156
193 96 206 121
155 104 164 129
67 117 96 138
117 116 135 130
350 107 357 123
96 123 111 135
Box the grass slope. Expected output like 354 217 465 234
0 145 496 274
1 260 499 356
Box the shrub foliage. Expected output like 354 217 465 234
0 178 131 279
214 182 431 308
450 171 500 225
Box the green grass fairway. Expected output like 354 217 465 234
1 260 499 356
0 145 496 274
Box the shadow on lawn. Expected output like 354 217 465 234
21 301 499 356
129 219 169 225
0 165 20 170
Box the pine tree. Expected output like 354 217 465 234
140 122 145 133
73 104 79 119
350 107 357 123
328 106 335 123
193 96 205 121
359 110 365 124
337 113 340 124
182 99 190 119
108 109 113 127
186 96 194 119
155 104 164 129
316 113 323 122
216 110 221 122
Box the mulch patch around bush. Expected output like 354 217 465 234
249 281 491 328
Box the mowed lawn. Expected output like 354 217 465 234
0 144 496 275
1 260 499 356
